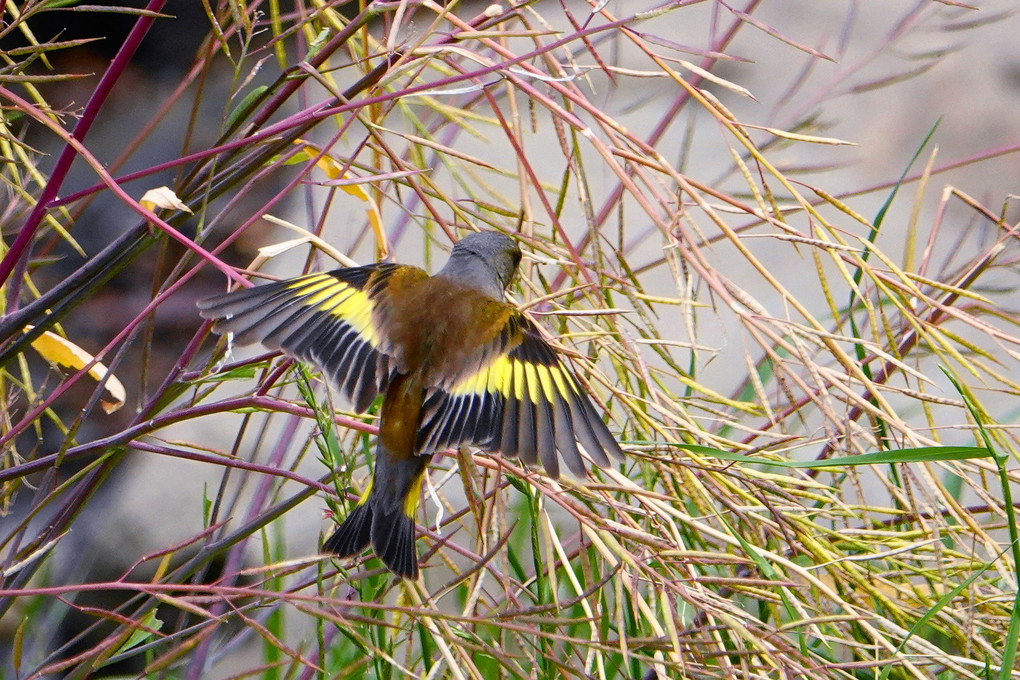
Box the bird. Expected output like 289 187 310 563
198 231 624 578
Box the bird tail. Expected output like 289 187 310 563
323 446 430 579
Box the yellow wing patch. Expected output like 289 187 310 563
285 275 381 347
416 313 623 478
198 263 404 414
448 354 576 403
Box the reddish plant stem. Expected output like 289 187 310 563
128 440 334 493
551 0 764 294
0 395 376 485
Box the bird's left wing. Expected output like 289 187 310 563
416 313 624 478
198 264 413 413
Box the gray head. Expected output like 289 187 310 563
436 231 522 299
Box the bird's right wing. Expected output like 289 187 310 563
415 312 624 478
198 264 420 414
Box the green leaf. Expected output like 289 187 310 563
111 609 162 659
306 28 330 61
202 482 212 528
225 85 268 131
683 444 992 468
191 365 258 384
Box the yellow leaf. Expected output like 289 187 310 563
25 326 126 413
140 186 192 213
292 140 388 259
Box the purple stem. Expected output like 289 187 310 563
126 441 334 492
184 410 306 680
0 0 169 306
550 0 764 292
50 13 630 212
0 394 376 485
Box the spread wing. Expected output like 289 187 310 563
197 264 417 413
416 313 624 478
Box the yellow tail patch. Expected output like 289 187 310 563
357 478 373 505
403 474 424 519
